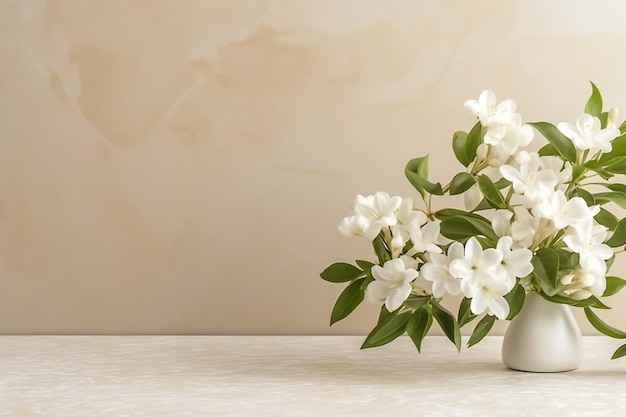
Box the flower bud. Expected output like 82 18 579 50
608 107 619 128
476 143 489 159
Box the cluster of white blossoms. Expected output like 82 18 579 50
464 90 535 168
421 236 532 319
338 188 533 319
338 192 443 312
468 91 619 302
338 89 621 320
462 91 536 210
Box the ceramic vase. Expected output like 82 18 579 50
502 291 583 372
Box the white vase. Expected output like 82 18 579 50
501 291 583 372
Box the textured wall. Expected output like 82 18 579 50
1 0 626 334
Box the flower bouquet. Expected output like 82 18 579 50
321 82 626 366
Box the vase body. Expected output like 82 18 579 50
502 292 583 372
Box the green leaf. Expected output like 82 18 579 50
599 111 609 129
558 251 580 270
470 198 493 212
465 122 482 165
475 235 496 249
493 178 512 190
375 303 393 324
583 161 613 180
449 172 476 195
584 81 603 117
434 208 490 222
571 164 586 183
330 279 365 325
372 234 391 264
599 134 626 165
584 308 626 339
403 296 430 310
606 219 626 247
604 183 626 193
531 248 560 296
452 131 471 167
607 157 626 174
620 119 626 134
538 291 577 307
436 209 498 242
604 276 626 297
355 260 375 289
406 307 433 353
538 143 559 157
529 121 577 163
541 292 610 309
467 314 496 348
431 301 461 352
595 208 619 230
477 175 507 209
321 262 364 283
439 216 498 242
405 156 444 199
586 295 611 309
504 284 526 321
458 297 477 328
355 259 375 271
607 254 616 270
612 344 626 359
568 187 595 206
361 308 411 349
594 192 626 209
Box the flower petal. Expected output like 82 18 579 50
470 293 488 315
365 281 389 303
487 295 510 320
385 283 412 312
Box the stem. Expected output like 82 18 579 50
580 149 589 165
426 193 434 220
504 186 515 205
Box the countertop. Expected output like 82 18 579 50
0 336 625 416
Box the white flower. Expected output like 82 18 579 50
450 237 503 285
396 198 427 229
490 207 539 251
563 221 613 276
366 259 418 312
449 237 514 319
533 191 599 229
509 207 540 249
354 192 403 240
492 210 514 237
420 242 464 297
485 118 535 166
540 156 572 187
500 152 558 204
484 145 511 168
557 114 620 154
338 215 369 237
399 254 420 270
401 255 432 295
496 236 533 282
560 269 606 300
464 90 518 141
465 274 513 320
409 220 443 254
390 198 427 255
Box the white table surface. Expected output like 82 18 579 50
0 336 625 417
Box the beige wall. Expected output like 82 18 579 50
1 0 626 335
